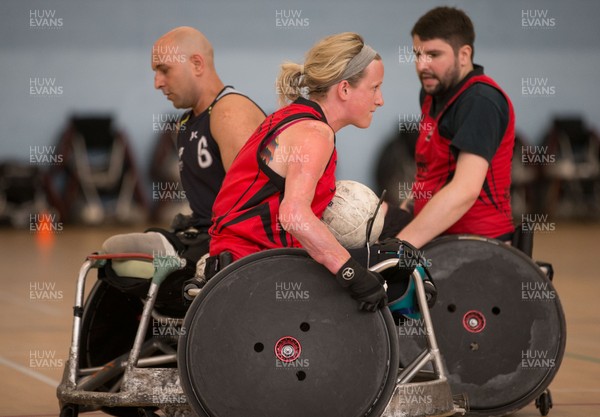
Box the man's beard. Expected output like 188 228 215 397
421 62 461 97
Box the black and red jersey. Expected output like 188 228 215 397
176 86 262 229
413 73 515 238
209 98 337 260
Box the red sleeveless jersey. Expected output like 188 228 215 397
413 75 515 238
209 98 337 260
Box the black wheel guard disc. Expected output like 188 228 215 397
178 249 399 417
397 236 566 416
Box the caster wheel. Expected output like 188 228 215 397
59 404 79 417
137 408 161 417
535 389 553 416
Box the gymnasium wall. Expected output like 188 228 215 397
1 0 598 187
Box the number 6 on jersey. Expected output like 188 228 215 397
198 135 213 168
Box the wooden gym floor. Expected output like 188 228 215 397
0 222 598 416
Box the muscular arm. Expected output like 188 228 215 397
397 151 489 248
210 94 265 171
272 120 351 274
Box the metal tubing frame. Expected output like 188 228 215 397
67 259 95 386
59 252 185 409
126 254 182 369
126 281 160 369
412 267 446 379
370 259 448 384
80 353 177 376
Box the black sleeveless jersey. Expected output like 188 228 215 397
176 86 261 229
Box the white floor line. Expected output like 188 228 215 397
0 355 60 388
550 388 600 392
0 292 64 317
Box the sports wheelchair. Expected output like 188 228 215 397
397 234 565 416
57 229 564 417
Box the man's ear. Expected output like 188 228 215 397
337 80 350 100
458 44 472 67
189 53 205 75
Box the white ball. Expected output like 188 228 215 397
322 180 385 249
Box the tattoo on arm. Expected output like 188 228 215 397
260 136 279 165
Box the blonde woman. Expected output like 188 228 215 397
208 32 388 311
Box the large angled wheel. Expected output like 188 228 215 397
178 249 399 417
80 280 144 371
78 280 147 417
79 278 181 416
397 236 566 417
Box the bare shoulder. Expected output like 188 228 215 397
210 93 263 121
285 119 334 145
209 92 265 161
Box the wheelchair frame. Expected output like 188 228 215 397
57 251 466 417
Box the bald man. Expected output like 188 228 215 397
90 28 263 317
152 26 265 235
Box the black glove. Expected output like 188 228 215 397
170 213 197 233
378 238 437 309
377 238 421 283
335 257 387 312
